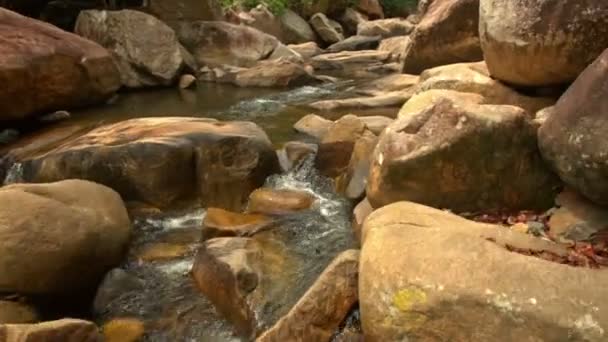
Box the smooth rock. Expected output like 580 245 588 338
179 74 196 89
147 0 222 22
0 301 38 324
248 188 316 215
309 91 411 111
327 35 381 53
480 0 608 87
268 44 304 63
0 319 102 342
367 99 561 212
359 116 392 135
38 110 71 124
337 130 378 200
357 18 414 38
316 115 368 178
378 36 409 62
352 198 373 244
539 48 608 206
357 0 384 19
402 0 482 74
203 208 273 240
0 8 120 121
135 243 191 262
356 74 419 96
338 8 368 36
277 141 318 171
360 201 608 342
234 59 315 87
279 10 317 44
0 180 131 294
398 89 485 119
287 42 323 59
549 189 608 242
311 50 390 71
101 318 145 342
293 114 333 141
310 13 344 45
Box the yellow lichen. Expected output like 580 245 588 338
393 287 427 312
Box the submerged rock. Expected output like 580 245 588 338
13 118 279 210
480 0 608 87
248 188 316 215
402 0 482 74
0 180 131 295
360 202 608 342
367 99 561 212
202 208 273 240
0 319 102 342
0 8 120 121
179 74 197 89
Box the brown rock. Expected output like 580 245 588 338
402 0 482 74
14 118 279 210
309 91 411 112
0 301 38 324
338 8 368 36
268 44 304 63
203 208 273 240
293 114 333 140
357 18 414 38
539 49 608 205
311 50 391 72
549 189 608 242
352 198 373 244
0 319 102 342
248 188 316 215
327 35 381 53
398 89 486 119
135 243 191 262
0 180 131 294
0 8 120 121
101 318 145 342
179 74 197 89
378 36 409 62
367 99 561 212
316 115 368 178
359 116 392 135
287 42 323 59
356 74 419 96
234 59 316 87
480 0 608 87
148 0 222 22
357 0 384 19
257 250 359 342
360 201 608 342
239 4 285 42
310 13 344 45
337 130 378 200
279 10 317 44
277 141 318 171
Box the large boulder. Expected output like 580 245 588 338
200 59 316 87
316 115 369 178
479 0 608 87
75 9 190 88
11 118 279 210
338 8 368 37
0 8 120 121
257 250 359 342
0 319 102 342
279 10 317 44
357 18 414 38
367 99 560 212
0 180 131 294
310 13 344 45
147 0 222 23
175 21 279 67
402 0 483 74
360 202 608 342
539 49 608 206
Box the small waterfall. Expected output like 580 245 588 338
3 162 23 185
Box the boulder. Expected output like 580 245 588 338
316 115 368 178
248 188 316 215
0 180 131 295
338 8 368 36
548 189 608 243
327 35 381 53
357 18 414 38
378 36 409 62
13 118 279 210
539 49 608 206
0 301 38 324
179 74 197 89
257 250 359 342
402 0 482 74
268 44 304 63
76 9 190 88
175 21 279 67
356 73 419 96
0 8 120 121
336 130 378 200
147 0 222 22
202 208 273 240
309 91 411 111
135 242 191 262
360 201 608 342
234 59 315 87
277 141 318 171
357 0 384 19
367 99 561 212
352 198 373 243
310 13 344 45
415 62 555 114
480 0 608 87
311 50 391 71
359 116 392 135
398 89 486 119
233 4 285 42
0 319 102 342
533 106 553 129
293 114 333 140
101 318 145 342
279 10 317 44
93 268 145 315
287 42 323 59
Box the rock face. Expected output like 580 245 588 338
279 10 317 44
75 10 189 88
367 99 560 212
0 180 131 294
357 18 414 38
14 118 279 210
402 0 482 74
360 202 608 342
0 319 102 342
539 49 608 206
257 250 359 342
480 0 608 87
148 0 222 23
0 8 120 121
310 13 344 45
175 21 279 67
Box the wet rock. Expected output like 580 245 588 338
75 10 190 88
257 250 359 342
0 8 120 121
549 189 608 243
337 130 378 200
293 114 332 141
378 36 409 62
357 0 384 19
415 62 556 114
287 42 323 59
0 180 131 295
310 13 344 45
148 0 222 23
360 201 608 342
327 35 381 53
0 301 38 324
309 91 411 111
202 208 273 240
402 0 482 74
38 110 71 124
359 116 392 135
234 59 315 87
352 198 373 244
357 18 414 38
480 0 608 87
316 115 368 178
277 141 318 171
179 74 197 89
367 99 561 212
398 89 485 119
338 8 368 36
539 49 608 206
14 118 279 210
356 74 419 96
102 318 145 342
175 21 279 67
135 243 191 262
311 50 390 71
0 319 102 342
248 188 316 215
94 269 145 315
279 10 317 44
